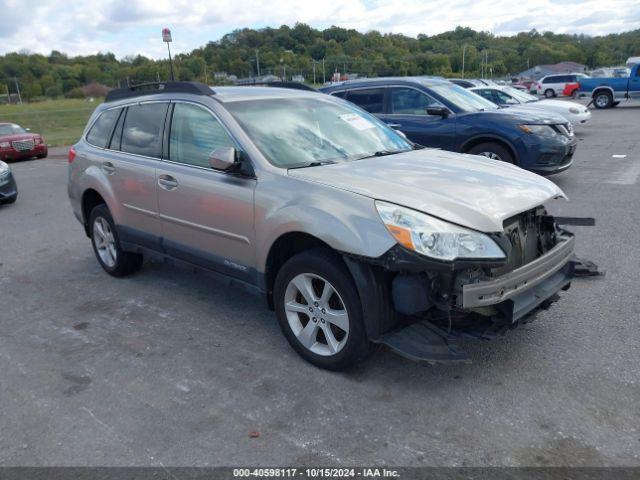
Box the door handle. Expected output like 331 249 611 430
102 162 115 175
386 123 401 129
158 174 178 190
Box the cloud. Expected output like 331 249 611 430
0 0 637 59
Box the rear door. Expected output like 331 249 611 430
629 66 640 99
378 86 457 149
156 101 257 282
91 102 167 247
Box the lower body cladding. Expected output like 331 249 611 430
343 230 576 364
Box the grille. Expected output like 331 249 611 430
12 139 34 151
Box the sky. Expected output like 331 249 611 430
1 0 638 59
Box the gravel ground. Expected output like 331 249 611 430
0 101 638 467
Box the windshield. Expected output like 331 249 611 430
503 86 539 103
0 124 27 136
429 84 498 113
225 96 412 168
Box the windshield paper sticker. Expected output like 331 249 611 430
339 113 376 131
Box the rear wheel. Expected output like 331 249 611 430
468 142 514 164
544 89 555 98
273 248 371 370
593 91 613 109
89 204 143 277
571 88 580 99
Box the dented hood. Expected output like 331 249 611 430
288 148 566 232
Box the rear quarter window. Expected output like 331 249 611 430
86 109 120 148
120 103 168 158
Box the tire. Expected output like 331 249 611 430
89 204 143 277
468 142 514 164
544 89 555 98
2 195 17 204
593 91 613 109
37 152 48 159
273 248 371 371
571 89 580 99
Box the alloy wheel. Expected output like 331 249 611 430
478 151 502 161
93 217 117 268
283 273 350 356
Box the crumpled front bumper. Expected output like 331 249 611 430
459 234 575 321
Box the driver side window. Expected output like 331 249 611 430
391 88 441 114
169 103 235 168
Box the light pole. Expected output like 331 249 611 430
462 44 468 79
162 28 175 81
255 50 261 77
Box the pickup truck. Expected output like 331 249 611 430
578 63 640 108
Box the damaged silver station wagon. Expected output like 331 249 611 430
68 82 578 370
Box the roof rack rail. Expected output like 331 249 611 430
105 81 213 103
243 81 317 92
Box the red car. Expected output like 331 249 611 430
0 123 48 161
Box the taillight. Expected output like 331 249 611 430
68 146 76 164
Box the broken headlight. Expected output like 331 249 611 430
376 201 505 261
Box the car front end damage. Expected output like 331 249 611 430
343 206 577 363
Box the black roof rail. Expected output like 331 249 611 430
244 81 317 92
105 81 213 103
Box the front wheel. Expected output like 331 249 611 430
273 249 371 370
544 89 555 98
468 142 514 164
89 204 143 277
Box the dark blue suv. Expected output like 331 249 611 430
321 77 577 175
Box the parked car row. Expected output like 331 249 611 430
321 77 577 175
68 81 579 369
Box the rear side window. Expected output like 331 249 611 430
169 103 235 168
86 109 120 148
120 103 168 158
346 89 384 114
390 88 440 114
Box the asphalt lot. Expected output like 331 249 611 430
0 100 639 467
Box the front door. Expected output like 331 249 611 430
378 87 456 149
157 102 257 283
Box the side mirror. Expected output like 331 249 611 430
426 106 450 118
209 146 238 171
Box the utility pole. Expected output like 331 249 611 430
162 28 175 81
312 61 316 85
462 44 468 79
322 58 326 84
256 50 261 77
13 77 22 104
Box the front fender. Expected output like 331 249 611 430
254 175 395 273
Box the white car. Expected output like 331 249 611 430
470 85 591 125
535 73 590 98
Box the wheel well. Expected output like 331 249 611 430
81 189 106 236
592 87 612 98
264 232 332 308
462 137 516 164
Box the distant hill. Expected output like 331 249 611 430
1 24 638 100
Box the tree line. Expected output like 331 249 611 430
1 24 639 101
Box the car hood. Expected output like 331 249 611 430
489 107 568 125
288 149 566 232
0 133 40 142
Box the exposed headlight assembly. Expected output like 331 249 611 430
519 124 557 137
375 201 505 261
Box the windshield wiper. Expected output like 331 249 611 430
353 150 409 161
288 160 336 169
